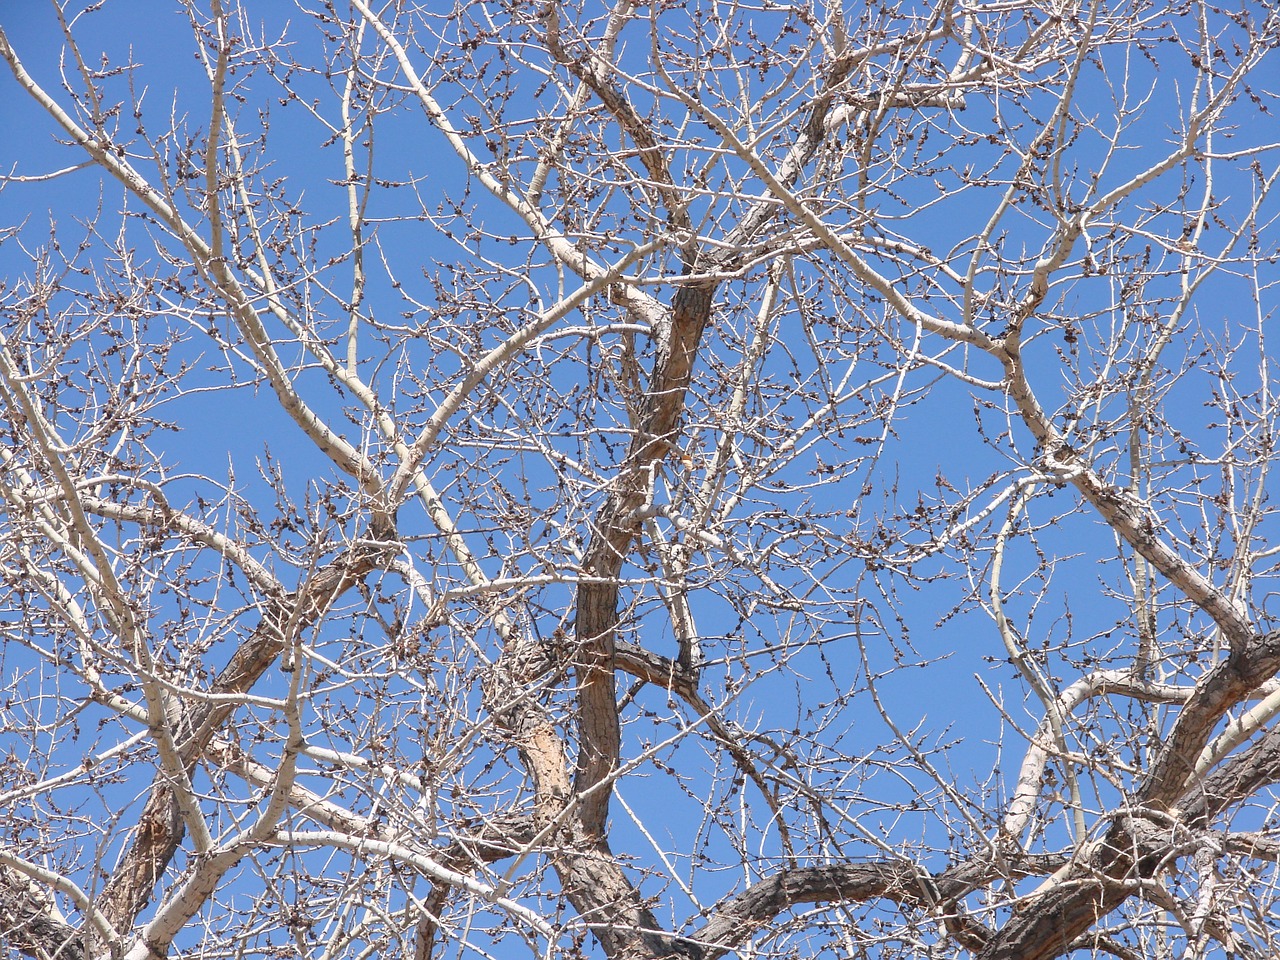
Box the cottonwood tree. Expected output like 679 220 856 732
2 0 1279 958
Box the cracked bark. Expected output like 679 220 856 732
573 280 718 839
687 852 1069 960
1 866 86 960
973 632 1280 960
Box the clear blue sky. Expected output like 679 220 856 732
2 2 1278 958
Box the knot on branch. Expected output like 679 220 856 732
1035 443 1082 485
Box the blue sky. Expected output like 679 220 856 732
2 2 1279 959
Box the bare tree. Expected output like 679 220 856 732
2 1 1279 958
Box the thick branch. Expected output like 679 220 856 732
1142 631 1280 809
690 852 1068 960
541 3 693 243
568 21 880 836
415 813 540 960
97 537 395 934
1178 718 1280 825
0 866 87 960
976 633 1280 960
573 281 718 836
